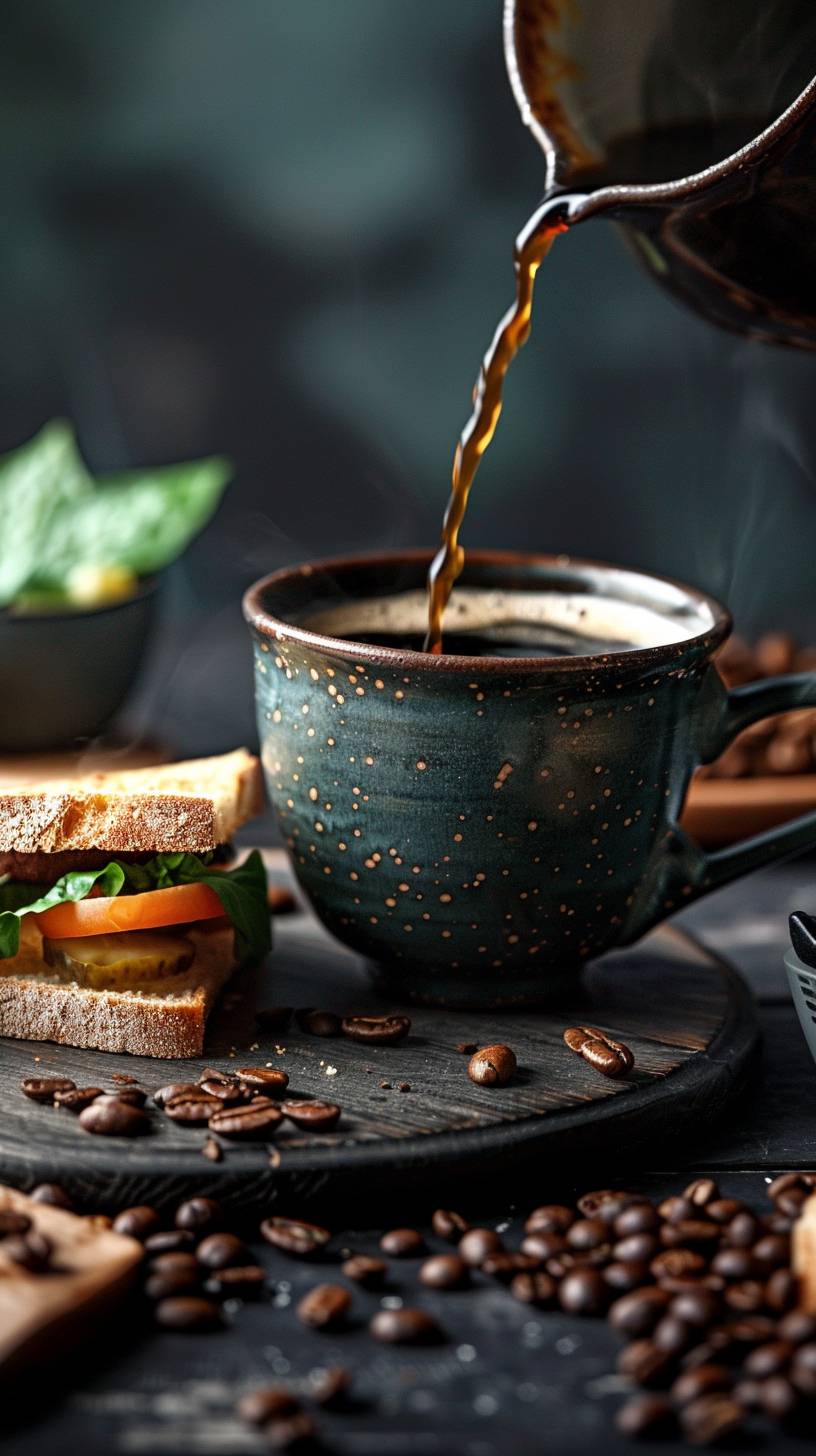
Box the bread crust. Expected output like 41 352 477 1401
0 924 239 1058
0 750 264 855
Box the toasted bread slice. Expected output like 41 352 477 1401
0 922 239 1058
0 749 263 856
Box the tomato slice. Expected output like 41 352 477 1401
34 882 225 939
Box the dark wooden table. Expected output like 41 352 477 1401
5 858 816 1456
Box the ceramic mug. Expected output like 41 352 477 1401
244 550 816 1006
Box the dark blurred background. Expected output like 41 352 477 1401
3 0 816 756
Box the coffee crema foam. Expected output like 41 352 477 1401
300 586 714 656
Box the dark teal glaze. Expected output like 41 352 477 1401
244 551 816 1006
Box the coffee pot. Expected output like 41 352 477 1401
505 0 816 347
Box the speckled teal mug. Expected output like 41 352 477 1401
244 551 816 1006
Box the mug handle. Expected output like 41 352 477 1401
691 671 816 893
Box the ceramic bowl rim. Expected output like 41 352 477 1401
243 548 732 675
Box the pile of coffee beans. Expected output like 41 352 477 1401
701 633 816 778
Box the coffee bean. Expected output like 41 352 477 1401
209 1099 283 1139
659 1196 696 1224
482 1252 540 1283
237 1386 300 1425
563 1025 634 1078
419 1254 469 1290
296 1282 351 1330
669 1290 722 1329
751 1233 789 1270
683 1178 719 1208
369 1308 442 1344
201 1137 223 1163
164 1093 223 1125
710 1247 754 1280
20 1076 76 1104
765 1268 797 1312
732 1377 763 1410
79 1096 150 1137
310 1365 351 1408
154 1295 223 1331
380 1227 424 1257
145 1259 201 1300
432 1208 470 1242
617 1339 675 1388
567 1217 607 1251
521 1231 568 1261
175 1197 222 1236
456 1042 478 1055
671 1365 732 1406
757 1375 801 1423
341 1254 387 1288
706 1199 743 1225
615 1394 675 1438
30 1182 74 1210
679 1393 744 1446
662 1275 725 1296
614 1204 659 1238
340 1014 411 1044
744 1339 793 1379
724 1280 766 1313
653 1316 696 1354
0 1211 31 1237
660 1220 720 1250
4 1231 52 1271
511 1270 557 1307
774 1187 808 1219
768 1171 816 1202
110 1072 138 1084
525 1204 574 1236
725 1211 758 1247
609 1286 671 1338
281 1100 341 1131
153 1082 200 1108
264 1413 317 1451
296 1008 341 1037
614 1233 659 1264
107 1086 147 1107
256 1005 294 1033
558 1268 608 1316
791 1344 816 1396
145 1230 196 1256
198 1079 249 1104
779 1311 816 1345
577 1190 636 1223
205 1264 267 1298
726 1316 778 1346
260 1216 330 1257
53 1086 103 1112
458 1228 502 1266
467 1044 517 1086
236 1066 290 1093
268 885 297 915
196 1232 249 1270
651 1249 707 1282
604 1262 651 1295
113 1205 161 1241
764 1211 794 1235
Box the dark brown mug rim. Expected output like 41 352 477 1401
243 548 731 675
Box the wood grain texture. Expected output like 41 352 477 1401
0 856 758 1210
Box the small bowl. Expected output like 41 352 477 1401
784 948 816 1065
0 579 158 751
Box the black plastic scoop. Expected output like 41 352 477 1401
790 912 816 968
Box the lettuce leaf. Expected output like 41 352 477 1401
0 851 271 964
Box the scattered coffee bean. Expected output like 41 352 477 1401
456 1042 478 1055
107 1086 147 1107
651 1248 707 1281
163 1092 223 1125
175 1197 222 1235
521 1231 567 1261
296 1282 351 1330
467 1044 517 1086
653 1315 696 1354
153 1083 199 1109
201 1137 223 1163
671 1365 732 1406
724 1280 766 1313
706 1199 743 1225
236 1066 290 1093
256 1005 294 1033
310 1365 351 1408
154 1295 223 1332
20 1076 76 1104
617 1339 675 1388
563 1025 634 1078
113 1205 161 1241
369 1308 442 1345
726 1211 759 1247
340 1014 411 1044
511 1270 557 1307
296 1008 341 1037
198 1079 248 1104
380 1227 424 1257
482 1252 540 1282
669 1289 722 1329
205 1265 267 1297
568 1217 607 1252
459 1228 503 1266
260 1216 331 1257
766 1268 797 1312
342 1254 387 1288
53 1086 103 1112
684 1178 719 1208
679 1393 744 1446
398 1082 411 1092
79 1096 150 1137
578 1190 636 1222
209 1099 283 1139
791 1344 816 1396
615 1203 660 1238
281 1099 341 1131
558 1268 609 1316
605 1261 651 1295
419 1254 469 1290
196 1232 249 1270
29 1182 74 1210
752 1233 790 1271
779 1310 816 1345
146 1256 201 1300
744 1339 794 1379
237 1386 300 1425
110 1072 138 1085
525 1204 574 1235
609 1286 671 1338
145 1230 196 1257
615 1394 675 1438
432 1208 470 1242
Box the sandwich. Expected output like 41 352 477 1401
0 750 269 1058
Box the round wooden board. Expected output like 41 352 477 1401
0 869 758 1213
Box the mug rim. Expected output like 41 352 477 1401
243 548 732 674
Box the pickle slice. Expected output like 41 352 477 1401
42 931 195 989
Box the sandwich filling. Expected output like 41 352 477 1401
0 850 270 990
